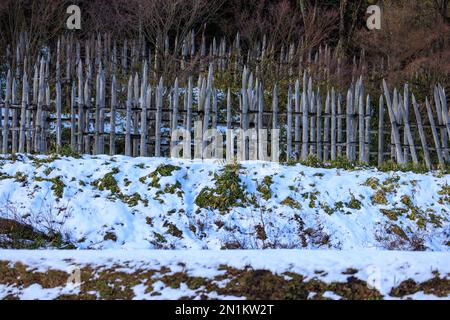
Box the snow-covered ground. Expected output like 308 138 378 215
0 154 448 251
0 249 449 300
0 154 448 299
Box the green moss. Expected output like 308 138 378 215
363 177 380 190
257 176 273 201
123 178 132 187
164 222 183 238
387 224 409 241
372 190 388 205
320 202 335 215
142 164 181 188
379 161 429 173
49 176 65 198
301 191 319 209
14 172 27 183
438 184 450 205
281 197 302 210
103 232 117 242
43 167 54 176
163 181 183 196
121 193 147 207
380 208 407 221
347 195 362 210
195 163 247 213
153 232 167 243
296 155 359 170
91 168 120 194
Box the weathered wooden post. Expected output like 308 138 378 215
294 79 301 158
19 72 28 153
426 97 444 167
155 77 163 157
316 90 322 161
287 85 293 160
70 81 76 151
77 61 84 153
346 88 354 161
56 80 62 153
125 76 133 157
323 91 330 161
412 95 431 170
382 80 404 164
364 95 371 163
377 95 385 166
110 75 116 155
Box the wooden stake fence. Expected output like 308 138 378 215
0 34 448 169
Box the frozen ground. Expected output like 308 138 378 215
0 154 448 299
0 154 448 251
0 249 449 300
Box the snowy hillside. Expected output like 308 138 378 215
0 154 448 251
1 250 449 300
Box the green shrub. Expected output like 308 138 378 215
195 163 247 213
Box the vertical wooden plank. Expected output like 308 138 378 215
412 95 432 170
382 80 404 164
94 68 101 155
140 62 148 157
19 72 28 153
172 77 179 133
140 81 149 158
294 79 301 158
203 86 211 146
77 61 84 153
155 77 163 157
435 86 449 162
402 85 409 162
272 84 278 132
11 78 18 153
364 95 371 163
337 94 343 157
227 88 232 130
99 70 105 154
212 88 218 129
301 82 309 161
439 86 450 141
257 82 264 130
125 76 132 157
2 70 11 154
133 72 140 157
83 78 90 155
426 97 444 167
241 66 248 131
323 91 330 161
56 80 62 153
186 77 193 136
109 75 116 156
358 82 365 163
43 82 50 153
316 90 322 161
346 88 353 161
70 81 76 151
331 88 337 161
287 85 293 160
309 91 316 156
378 95 385 167
66 41 71 81
36 59 45 153
401 85 418 164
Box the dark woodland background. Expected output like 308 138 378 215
0 0 448 96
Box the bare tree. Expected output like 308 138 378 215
434 0 449 22
0 0 68 59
